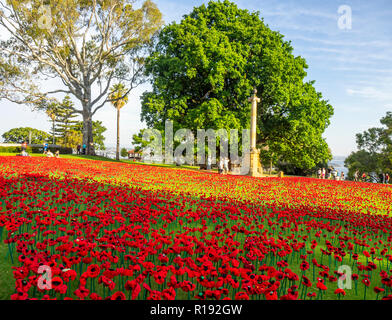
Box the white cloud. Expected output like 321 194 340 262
333 66 392 74
261 8 337 20
367 53 392 62
346 86 392 101
290 35 392 48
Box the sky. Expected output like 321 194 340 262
0 0 391 156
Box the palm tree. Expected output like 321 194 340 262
109 83 129 160
46 103 59 145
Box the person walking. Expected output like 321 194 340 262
386 173 390 185
218 157 224 174
322 168 326 179
224 157 230 174
77 145 81 155
354 170 359 182
82 144 86 155
44 142 48 152
207 155 212 171
317 168 321 179
21 140 27 152
340 171 345 181
332 168 338 180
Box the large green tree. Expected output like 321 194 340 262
73 120 107 151
140 0 333 169
2 127 51 144
47 96 107 150
0 0 162 155
54 96 79 145
345 112 392 181
46 106 57 145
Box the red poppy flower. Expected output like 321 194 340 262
334 288 346 296
374 287 385 294
234 292 249 300
316 278 327 291
300 260 309 271
362 278 371 287
301 275 312 288
265 290 278 300
111 291 126 300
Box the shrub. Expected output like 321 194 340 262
0 145 73 154
121 148 128 158
0 146 29 153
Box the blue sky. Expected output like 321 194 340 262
1 0 391 156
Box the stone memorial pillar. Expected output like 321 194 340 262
248 88 263 177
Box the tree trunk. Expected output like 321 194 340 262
116 107 120 161
82 109 95 156
52 119 55 145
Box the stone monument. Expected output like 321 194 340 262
247 88 263 177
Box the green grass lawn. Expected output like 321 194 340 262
0 152 204 172
0 241 15 300
0 152 113 161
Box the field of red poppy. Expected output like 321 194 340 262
1 155 392 300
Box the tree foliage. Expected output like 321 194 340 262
0 0 163 154
139 0 333 169
345 112 392 181
73 120 107 151
109 84 129 110
2 127 51 144
57 129 83 149
109 83 129 160
53 96 79 143
132 128 156 152
121 147 128 158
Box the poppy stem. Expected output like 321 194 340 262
7 243 14 264
364 286 367 300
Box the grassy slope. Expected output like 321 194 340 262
0 152 203 171
0 242 14 300
0 153 381 300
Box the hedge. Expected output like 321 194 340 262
0 146 73 154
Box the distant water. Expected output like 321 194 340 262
95 147 127 159
328 156 348 176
